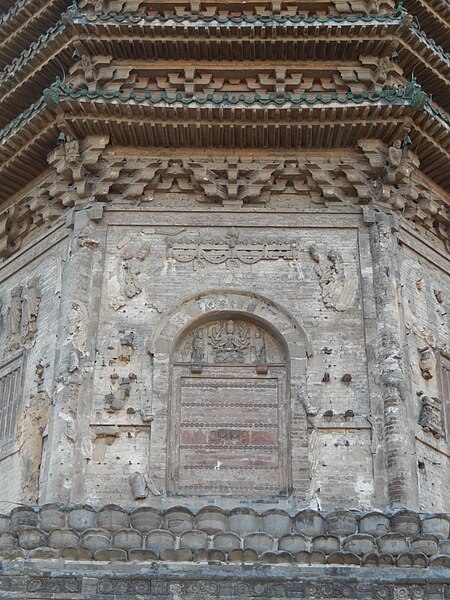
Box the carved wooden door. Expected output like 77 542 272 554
168 318 290 497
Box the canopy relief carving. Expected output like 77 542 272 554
174 318 284 366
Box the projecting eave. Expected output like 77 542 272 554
0 86 449 202
0 0 68 68
399 24 450 107
403 0 450 53
2 9 450 126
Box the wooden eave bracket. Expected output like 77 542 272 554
1 15 449 128
0 95 449 202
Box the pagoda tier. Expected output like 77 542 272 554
0 8 449 128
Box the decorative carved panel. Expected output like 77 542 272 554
170 318 289 496
175 318 284 365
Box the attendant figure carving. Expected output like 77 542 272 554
384 139 410 185
64 137 82 167
6 286 23 349
122 244 151 298
310 245 356 311
21 276 41 342
191 330 205 363
253 329 267 364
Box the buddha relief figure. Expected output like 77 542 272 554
209 319 250 363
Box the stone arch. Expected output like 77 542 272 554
149 288 312 366
148 289 312 500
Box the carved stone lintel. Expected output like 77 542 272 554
167 227 299 269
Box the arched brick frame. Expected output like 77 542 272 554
148 289 312 502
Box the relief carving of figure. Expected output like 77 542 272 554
6 286 23 349
64 137 82 167
67 301 88 354
119 332 135 363
21 276 41 341
122 244 151 298
384 139 410 186
5 279 41 353
191 329 205 363
418 347 435 380
253 329 266 364
310 245 356 311
209 319 250 363
80 54 98 92
374 57 391 86
418 391 445 439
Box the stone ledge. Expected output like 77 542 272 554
1 504 449 567
0 563 449 599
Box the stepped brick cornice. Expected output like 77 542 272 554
1 135 449 260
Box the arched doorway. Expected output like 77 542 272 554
169 314 289 496
149 289 312 500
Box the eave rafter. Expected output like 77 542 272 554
0 0 69 68
403 0 450 52
0 82 448 202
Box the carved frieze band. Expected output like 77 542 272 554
167 227 298 268
0 575 445 598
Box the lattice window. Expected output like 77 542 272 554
0 355 23 456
